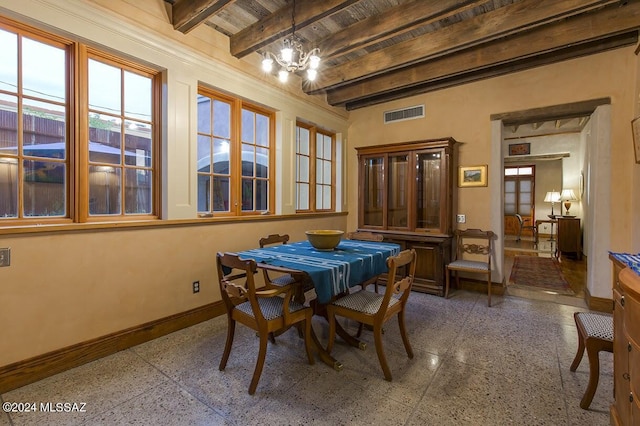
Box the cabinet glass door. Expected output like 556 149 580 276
362 156 384 226
416 151 441 230
388 154 409 228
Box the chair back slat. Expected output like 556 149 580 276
259 233 289 248
454 229 494 265
216 252 263 318
383 249 417 309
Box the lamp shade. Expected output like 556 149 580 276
544 191 561 203
560 189 578 201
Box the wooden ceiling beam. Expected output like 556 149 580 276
340 35 631 109
171 0 234 33
311 0 621 91
230 0 358 58
317 0 485 61
323 2 640 107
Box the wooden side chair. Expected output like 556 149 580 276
445 229 495 306
570 311 613 409
326 249 417 381
259 233 313 291
216 252 314 395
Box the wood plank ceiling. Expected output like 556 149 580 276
164 0 640 110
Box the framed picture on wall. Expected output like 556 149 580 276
632 116 640 164
458 165 488 187
508 142 530 156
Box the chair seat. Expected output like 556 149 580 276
269 274 297 286
447 259 489 271
575 312 613 341
333 289 399 315
236 297 307 321
570 311 614 409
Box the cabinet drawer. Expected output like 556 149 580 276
624 289 640 348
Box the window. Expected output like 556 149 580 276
504 166 535 216
85 53 157 218
0 28 69 220
296 123 335 212
197 88 274 216
0 19 160 224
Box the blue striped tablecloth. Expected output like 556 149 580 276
609 252 640 275
238 240 401 304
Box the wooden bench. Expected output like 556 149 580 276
569 311 613 409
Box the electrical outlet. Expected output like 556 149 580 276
192 281 200 294
0 248 10 267
456 214 466 224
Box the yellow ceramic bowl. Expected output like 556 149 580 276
305 230 344 251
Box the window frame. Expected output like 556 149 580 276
196 86 275 217
295 121 335 213
0 17 161 226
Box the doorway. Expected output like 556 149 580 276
490 100 611 306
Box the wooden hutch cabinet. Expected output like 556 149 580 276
356 138 457 295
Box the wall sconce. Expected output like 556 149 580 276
560 188 578 216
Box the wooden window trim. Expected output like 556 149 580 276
78 46 161 222
0 16 161 227
197 87 275 217
295 122 335 213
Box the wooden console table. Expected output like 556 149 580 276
556 217 582 260
534 218 557 244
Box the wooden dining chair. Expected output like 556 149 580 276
216 252 314 395
259 233 313 290
326 249 417 381
445 228 495 306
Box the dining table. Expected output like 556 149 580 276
236 238 401 370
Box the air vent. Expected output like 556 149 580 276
384 105 425 124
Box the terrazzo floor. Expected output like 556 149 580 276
1 290 611 425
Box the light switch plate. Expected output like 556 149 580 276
0 248 10 267
456 214 466 224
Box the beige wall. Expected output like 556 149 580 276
0 216 346 366
347 47 640 294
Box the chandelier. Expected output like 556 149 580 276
261 0 320 83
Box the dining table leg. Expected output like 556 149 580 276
311 300 367 351
308 325 343 371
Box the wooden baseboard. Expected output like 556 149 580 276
585 287 613 313
0 302 225 394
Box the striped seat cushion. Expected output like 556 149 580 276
235 297 306 321
332 290 399 315
448 259 489 271
576 312 613 341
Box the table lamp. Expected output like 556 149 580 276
544 190 561 217
560 189 578 216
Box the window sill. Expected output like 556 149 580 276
0 211 347 236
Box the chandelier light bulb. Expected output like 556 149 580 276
261 57 273 73
278 70 289 83
307 69 317 81
309 55 320 70
281 47 293 64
